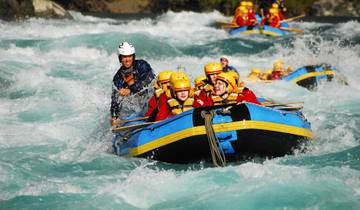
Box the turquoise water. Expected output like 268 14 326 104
0 11 360 209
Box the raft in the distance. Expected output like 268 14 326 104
112 103 313 164
228 22 294 37
282 64 341 90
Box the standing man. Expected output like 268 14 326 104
220 56 239 74
110 41 155 125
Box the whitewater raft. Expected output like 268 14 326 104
282 64 338 90
112 103 313 164
229 22 293 37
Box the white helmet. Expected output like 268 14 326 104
118 42 135 56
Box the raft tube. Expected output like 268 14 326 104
112 103 313 164
229 22 291 37
282 64 337 90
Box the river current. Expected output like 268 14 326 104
0 11 360 209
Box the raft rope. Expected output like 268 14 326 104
201 110 226 167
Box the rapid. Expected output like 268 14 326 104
0 11 360 209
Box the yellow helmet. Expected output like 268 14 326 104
157 70 173 84
251 68 261 74
240 1 247 6
269 8 278 14
247 2 253 7
273 60 284 70
204 62 223 75
216 72 238 94
227 71 240 85
266 69 273 74
194 75 207 88
169 71 189 85
172 79 191 94
272 3 279 8
240 7 248 14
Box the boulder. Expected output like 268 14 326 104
32 0 72 19
0 0 72 21
311 0 360 16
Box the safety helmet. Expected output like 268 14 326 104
247 2 253 7
172 79 191 93
170 71 190 85
216 72 238 94
118 42 135 56
269 8 278 14
194 76 207 88
273 60 284 70
272 3 279 8
204 62 223 75
220 55 229 62
240 7 248 14
157 70 173 84
251 68 261 74
266 69 273 74
240 1 247 6
227 71 240 84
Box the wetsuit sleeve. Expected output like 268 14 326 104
110 85 120 118
129 60 155 93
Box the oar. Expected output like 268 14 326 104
281 14 306 23
221 23 239 29
264 102 304 107
112 122 156 133
273 106 303 111
113 116 150 126
280 27 304 33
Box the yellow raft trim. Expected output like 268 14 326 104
128 120 313 157
291 70 336 83
240 30 280 37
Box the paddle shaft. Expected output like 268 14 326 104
113 116 150 126
281 14 306 23
112 122 155 133
264 102 304 107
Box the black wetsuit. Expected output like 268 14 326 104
110 59 155 118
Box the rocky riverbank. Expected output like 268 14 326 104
0 0 359 21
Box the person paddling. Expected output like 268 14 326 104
110 41 155 125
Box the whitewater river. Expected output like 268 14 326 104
0 11 360 209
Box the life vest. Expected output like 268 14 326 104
167 98 194 115
194 89 202 96
203 83 214 96
155 88 164 98
211 93 238 105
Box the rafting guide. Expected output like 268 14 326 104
110 41 155 125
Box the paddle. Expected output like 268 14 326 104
280 27 304 33
221 22 239 29
112 122 156 133
113 116 150 126
281 14 306 23
273 106 303 111
263 102 304 107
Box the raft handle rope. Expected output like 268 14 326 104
201 110 226 167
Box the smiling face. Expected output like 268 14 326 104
120 55 134 68
214 79 227 96
175 90 189 102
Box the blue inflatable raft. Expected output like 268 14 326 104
112 103 313 164
282 64 338 90
229 22 292 37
